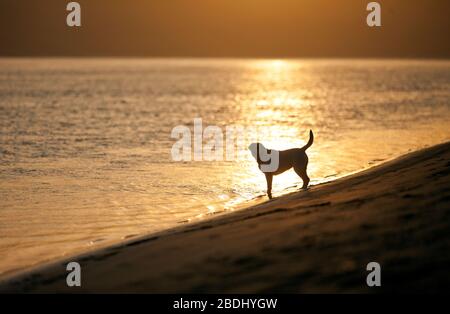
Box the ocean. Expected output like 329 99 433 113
0 58 449 276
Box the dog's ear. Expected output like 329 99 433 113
248 142 257 153
249 143 268 162
248 143 260 159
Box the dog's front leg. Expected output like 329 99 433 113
265 173 273 199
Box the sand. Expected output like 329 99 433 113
1 141 450 293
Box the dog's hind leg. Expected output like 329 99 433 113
294 165 310 189
265 173 273 199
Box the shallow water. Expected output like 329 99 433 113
0 58 449 276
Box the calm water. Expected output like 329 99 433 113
0 58 449 276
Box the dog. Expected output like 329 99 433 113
248 130 313 199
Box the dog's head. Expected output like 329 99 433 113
248 142 279 171
248 142 266 160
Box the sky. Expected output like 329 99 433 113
0 0 449 58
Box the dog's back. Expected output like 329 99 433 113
270 148 307 175
267 130 313 175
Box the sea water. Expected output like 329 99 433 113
0 58 449 276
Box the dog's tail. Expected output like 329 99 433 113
301 130 314 151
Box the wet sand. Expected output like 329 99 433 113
1 141 450 293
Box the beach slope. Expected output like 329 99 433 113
1 142 450 293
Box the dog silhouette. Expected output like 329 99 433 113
249 130 314 199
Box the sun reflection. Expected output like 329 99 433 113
269 60 288 70
252 59 290 71
222 59 322 204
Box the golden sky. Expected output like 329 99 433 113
0 0 449 57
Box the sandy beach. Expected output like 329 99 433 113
1 141 450 293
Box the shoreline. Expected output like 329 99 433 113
0 150 380 280
0 154 380 281
1 141 450 292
